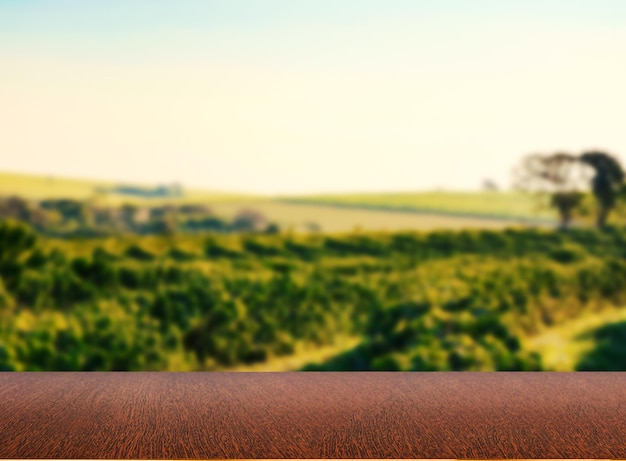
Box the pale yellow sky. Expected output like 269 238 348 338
2 1 626 194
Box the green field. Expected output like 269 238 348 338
3 220 626 372
0 171 257 205
523 304 626 371
7 169 617 373
1 171 558 233
285 190 555 222
208 200 539 233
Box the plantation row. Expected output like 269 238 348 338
1 220 626 371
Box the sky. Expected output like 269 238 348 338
1 0 626 195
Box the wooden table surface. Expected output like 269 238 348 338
0 372 625 459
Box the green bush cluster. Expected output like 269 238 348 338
2 219 626 371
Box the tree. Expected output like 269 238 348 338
482 179 499 191
0 220 38 291
120 204 139 230
579 151 625 228
0 220 38 264
232 209 268 232
513 152 592 229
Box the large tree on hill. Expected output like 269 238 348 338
513 152 592 229
579 151 625 228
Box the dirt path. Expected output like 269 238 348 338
217 335 362 371
209 200 528 233
522 305 626 371
218 301 626 372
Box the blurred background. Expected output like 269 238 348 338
2 0 626 371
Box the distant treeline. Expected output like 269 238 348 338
2 220 626 371
0 195 279 237
96 183 184 198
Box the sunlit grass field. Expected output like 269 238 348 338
208 200 533 233
0 171 258 205
285 190 554 221
523 304 626 371
0 171 557 232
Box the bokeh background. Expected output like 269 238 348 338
2 0 626 371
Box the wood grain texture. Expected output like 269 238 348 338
0 372 625 459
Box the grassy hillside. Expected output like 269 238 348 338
1 171 556 233
208 200 531 233
523 305 626 371
285 191 555 222
0 171 257 204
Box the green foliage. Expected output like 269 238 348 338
576 321 626 371
288 191 547 221
1 191 272 237
167 247 197 262
0 220 38 291
0 277 15 309
580 151 625 227
124 244 156 261
2 223 626 371
549 243 587 264
0 220 38 263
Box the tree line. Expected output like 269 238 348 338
514 149 625 229
0 197 280 237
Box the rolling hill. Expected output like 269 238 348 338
283 190 555 223
0 171 257 205
0 171 557 232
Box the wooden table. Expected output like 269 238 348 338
0 372 625 459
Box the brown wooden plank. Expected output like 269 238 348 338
0 372 625 459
